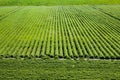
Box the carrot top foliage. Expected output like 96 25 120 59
0 0 120 6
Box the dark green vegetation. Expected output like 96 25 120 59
0 59 120 80
0 5 120 59
0 0 120 6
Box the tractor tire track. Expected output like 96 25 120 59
92 7 120 21
0 7 23 22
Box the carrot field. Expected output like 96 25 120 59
0 5 120 59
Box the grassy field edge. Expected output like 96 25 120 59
0 59 120 79
0 0 120 6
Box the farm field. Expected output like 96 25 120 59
0 5 120 59
0 59 120 80
0 0 120 79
